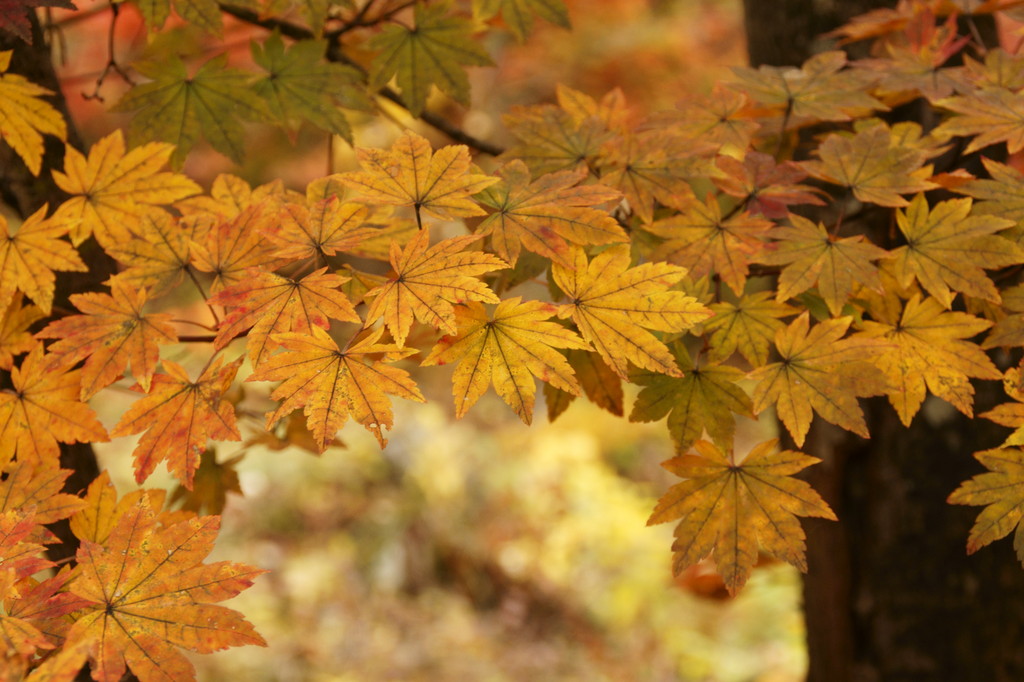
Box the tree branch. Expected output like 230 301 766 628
218 3 506 156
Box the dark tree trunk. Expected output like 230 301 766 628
743 2 1024 680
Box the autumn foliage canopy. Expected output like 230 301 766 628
3 0 1024 678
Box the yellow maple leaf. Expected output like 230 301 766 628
980 363 1024 446
0 50 66 176
551 246 712 379
250 326 425 449
855 295 1001 426
421 298 589 423
648 439 835 594
750 313 888 447
949 447 1024 564
704 291 798 367
891 194 1022 308
0 205 86 315
365 231 506 347
51 130 200 246
339 131 497 226
0 294 43 370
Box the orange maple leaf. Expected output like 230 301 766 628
421 298 589 423
0 345 107 467
0 294 44 370
364 231 507 347
65 499 266 682
339 131 497 225
475 160 625 267
935 86 1024 155
105 210 193 298
0 205 86 316
210 267 360 367
712 151 825 219
268 181 375 262
36 280 178 399
111 357 242 488
552 246 712 378
648 439 835 594
50 130 200 246
250 326 425 449
750 313 888 447
190 205 287 295
646 194 773 296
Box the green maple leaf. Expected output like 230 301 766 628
116 54 269 166
473 0 570 42
370 3 493 117
135 0 222 34
251 32 367 141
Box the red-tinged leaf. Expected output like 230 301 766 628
0 457 87 526
269 195 373 262
190 204 287 295
0 508 51 580
552 246 712 378
111 357 243 489
364 231 506 347
65 500 266 682
0 345 107 468
422 298 588 424
0 0 74 43
712 152 825 219
647 194 773 296
36 280 177 399
0 205 86 316
475 160 625 267
750 313 889 447
250 326 425 449
649 439 835 594
210 267 360 367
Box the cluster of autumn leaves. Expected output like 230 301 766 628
7 0 1024 678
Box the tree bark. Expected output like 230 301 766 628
743 2 1024 680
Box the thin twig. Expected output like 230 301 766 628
82 3 135 103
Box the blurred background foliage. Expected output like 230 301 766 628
59 0 809 679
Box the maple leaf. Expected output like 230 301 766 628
422 298 588 423
598 131 710 225
729 50 885 128
169 451 243 515
934 87 1024 155
111 357 242 488
0 0 74 43
704 291 798 367
552 246 712 378
473 0 570 41
855 295 1001 426
251 32 366 140
370 2 493 116
980 364 1024 446
250 326 424 448
364 231 506 347
134 0 220 33
984 283 1024 348
648 439 835 594
51 130 200 246
69 472 177 546
474 160 625 267
104 210 192 298
630 343 754 453
659 84 760 150
801 124 937 207
0 345 107 467
176 173 287 221
890 194 1022 308
501 102 612 175
340 131 497 224
0 456 87 526
961 47 1024 91
115 54 270 166
948 447 1024 564
0 50 66 175
36 280 178 399
646 194 773 296
759 213 890 316
0 205 86 316
712 152 825 219
750 313 888 447
268 192 373 263
543 348 623 421
65 499 266 682
955 157 1024 224
0 294 43 370
190 205 285 295
210 267 360 367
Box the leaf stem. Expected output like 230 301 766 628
185 267 221 325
